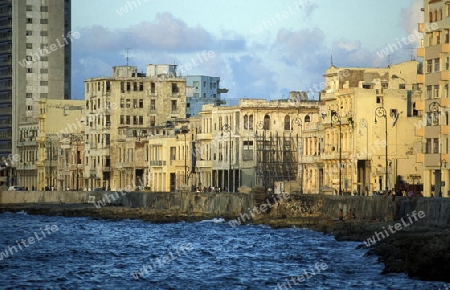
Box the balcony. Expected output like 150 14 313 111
196 160 212 168
169 159 184 167
424 153 441 167
442 44 450 53
150 160 166 167
441 71 450 81
197 133 212 140
302 155 319 163
417 47 424 58
418 23 425 33
416 74 424 84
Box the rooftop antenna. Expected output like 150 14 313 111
331 54 334 66
126 48 129 66
403 46 418 61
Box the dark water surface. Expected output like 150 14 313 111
0 212 446 290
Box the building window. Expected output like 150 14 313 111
120 115 124 125
170 147 176 160
139 82 143 91
133 99 137 108
26 5 32 11
244 115 248 130
435 58 440 72
264 114 270 130
26 18 32 24
427 86 432 99
150 116 155 126
171 100 177 111
139 116 143 125
40 6 48 12
26 93 32 98
26 31 32 36
40 81 48 86
126 116 130 124
26 43 32 49
172 83 179 94
27 68 32 73
106 81 110 92
40 19 48 24
133 82 137 91
139 99 143 108
150 99 155 110
40 68 48 73
243 141 254 161
434 85 440 98
151 82 155 94
376 96 381 103
126 82 130 91
133 116 137 125
120 82 124 92
126 99 130 108
284 115 291 130
427 60 432 73
120 99 124 108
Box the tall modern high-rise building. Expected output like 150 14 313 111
0 0 71 161
416 1 450 197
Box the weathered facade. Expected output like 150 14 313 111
84 65 187 191
321 60 423 195
16 99 84 190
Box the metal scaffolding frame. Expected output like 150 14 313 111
255 130 300 192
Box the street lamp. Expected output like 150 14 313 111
222 124 232 192
181 126 189 186
375 107 388 193
70 134 82 191
292 117 303 194
45 137 53 190
429 101 443 197
330 110 343 195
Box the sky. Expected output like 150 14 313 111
71 0 423 103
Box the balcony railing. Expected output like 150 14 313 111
150 160 166 166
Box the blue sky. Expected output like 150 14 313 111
71 0 422 102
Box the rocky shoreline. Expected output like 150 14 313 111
1 203 449 283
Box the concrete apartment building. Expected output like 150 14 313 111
416 0 450 196
185 75 227 117
0 0 71 186
320 60 423 195
84 65 187 191
16 99 84 190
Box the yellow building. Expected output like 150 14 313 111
16 99 85 190
417 0 450 196
320 60 423 195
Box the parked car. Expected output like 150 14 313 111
8 186 25 191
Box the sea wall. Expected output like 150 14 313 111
268 194 450 227
2 190 450 227
0 190 103 204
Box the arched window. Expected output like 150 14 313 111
264 114 270 130
284 115 291 130
244 115 248 130
304 115 311 123
249 114 254 131
219 117 222 129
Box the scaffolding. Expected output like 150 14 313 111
256 131 300 192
